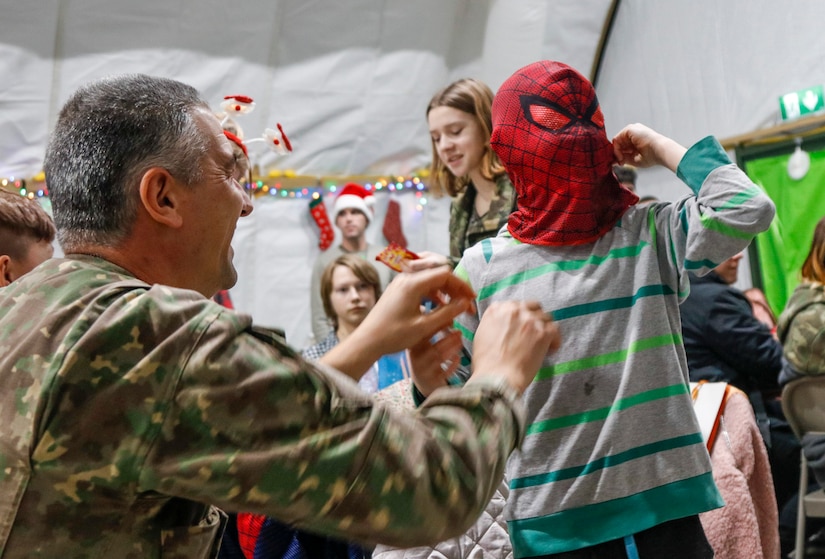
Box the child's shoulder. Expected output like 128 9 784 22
617 203 654 229
462 230 518 259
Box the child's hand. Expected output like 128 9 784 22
612 123 687 172
408 329 464 397
401 251 451 272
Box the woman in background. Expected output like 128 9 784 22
776 214 825 476
409 78 516 269
777 215 825 555
778 215 825 384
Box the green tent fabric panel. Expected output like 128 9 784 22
753 214 788 317
745 149 825 316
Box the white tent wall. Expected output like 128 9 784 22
3 0 818 341
597 0 825 202
0 0 613 345
596 0 825 292
0 0 614 178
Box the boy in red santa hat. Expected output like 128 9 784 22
309 183 394 343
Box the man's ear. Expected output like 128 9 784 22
0 255 12 287
138 167 185 228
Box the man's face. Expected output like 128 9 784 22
714 253 743 285
329 264 377 330
335 208 368 242
180 108 253 295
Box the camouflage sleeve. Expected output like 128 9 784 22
143 307 524 548
309 254 331 342
782 304 825 375
448 197 468 262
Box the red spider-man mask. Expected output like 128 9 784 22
491 60 638 246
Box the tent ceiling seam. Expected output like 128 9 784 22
590 0 621 86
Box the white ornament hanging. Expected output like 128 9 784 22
787 137 810 180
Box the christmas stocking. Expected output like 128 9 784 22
309 197 334 251
382 199 407 248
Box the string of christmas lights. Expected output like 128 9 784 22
1 173 431 203
248 175 429 199
1 177 49 200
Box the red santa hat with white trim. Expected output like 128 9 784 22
333 183 375 224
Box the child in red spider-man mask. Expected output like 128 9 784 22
414 60 777 558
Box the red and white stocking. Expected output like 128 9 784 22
382 199 407 248
309 197 334 251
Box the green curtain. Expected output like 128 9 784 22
744 149 825 315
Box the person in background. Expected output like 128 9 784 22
681 253 784 395
309 183 392 342
0 73 561 558
777 215 825 557
306 254 410 392
779 215 825 385
681 252 801 556
406 78 516 271
0 189 55 285
744 286 778 334
613 164 637 192
437 60 775 558
229 255 417 559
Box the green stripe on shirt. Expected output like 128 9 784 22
676 135 731 193
722 184 764 209
454 262 469 283
476 243 649 301
679 206 689 236
551 284 675 321
685 258 719 271
508 472 722 557
535 333 682 381
454 320 475 342
699 212 756 240
510 432 704 489
482 239 494 263
526 382 687 435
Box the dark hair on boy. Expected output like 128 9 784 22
0 189 56 260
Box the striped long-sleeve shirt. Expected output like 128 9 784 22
454 136 776 557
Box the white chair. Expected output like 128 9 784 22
781 376 825 559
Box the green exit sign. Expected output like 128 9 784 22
780 85 825 120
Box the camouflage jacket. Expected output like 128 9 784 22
777 281 825 375
448 174 516 265
0 256 524 558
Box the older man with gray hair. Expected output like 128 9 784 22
0 74 560 558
